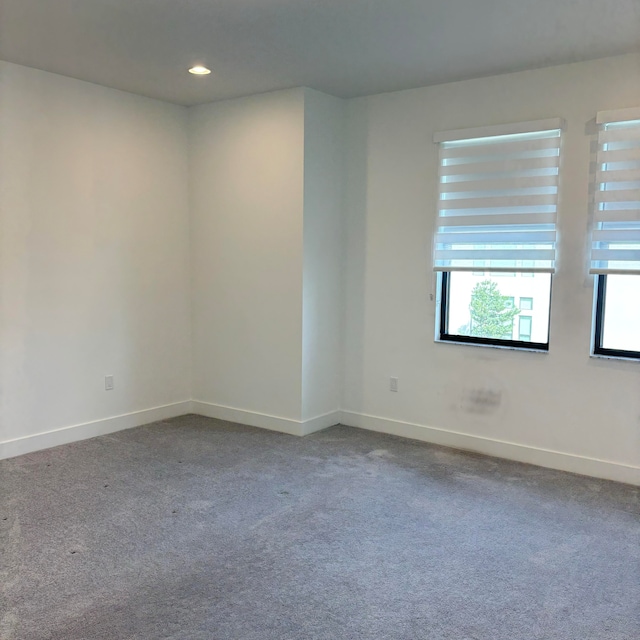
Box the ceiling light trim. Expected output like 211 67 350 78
188 66 211 76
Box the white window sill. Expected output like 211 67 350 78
435 338 548 354
590 353 640 363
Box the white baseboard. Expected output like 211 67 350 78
0 401 193 461
340 411 640 486
4 400 636 486
191 401 340 437
301 411 342 436
191 400 302 435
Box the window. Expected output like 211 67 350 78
594 275 640 358
433 118 562 350
440 272 551 346
520 297 533 310
518 316 532 341
591 108 640 359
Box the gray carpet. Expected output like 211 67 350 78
1 415 639 640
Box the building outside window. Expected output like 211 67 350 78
520 297 533 310
518 315 532 341
594 274 640 357
444 272 550 343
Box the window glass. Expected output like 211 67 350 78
520 297 533 311
599 275 640 353
518 316 532 341
443 272 551 346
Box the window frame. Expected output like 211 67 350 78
437 271 551 351
593 274 640 360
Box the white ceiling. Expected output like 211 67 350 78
1 0 639 106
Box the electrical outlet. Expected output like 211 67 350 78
390 377 399 392
105 375 114 391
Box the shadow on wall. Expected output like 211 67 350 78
342 102 370 415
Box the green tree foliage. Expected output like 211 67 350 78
463 280 520 339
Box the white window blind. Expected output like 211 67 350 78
590 107 640 275
433 118 563 272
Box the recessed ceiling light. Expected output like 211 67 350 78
189 66 211 76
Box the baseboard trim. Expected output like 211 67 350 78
340 411 640 486
5 401 634 485
191 401 302 435
301 411 342 436
191 401 340 437
0 401 193 461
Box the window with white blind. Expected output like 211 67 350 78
592 107 640 359
433 119 562 349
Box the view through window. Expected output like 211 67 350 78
443 271 552 346
596 275 640 356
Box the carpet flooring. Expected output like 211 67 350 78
1 414 639 640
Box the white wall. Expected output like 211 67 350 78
302 89 345 422
189 89 306 422
0 62 192 455
2 54 638 484
342 53 640 483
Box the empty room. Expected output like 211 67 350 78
1 1 639 638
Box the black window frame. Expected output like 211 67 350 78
438 271 551 351
593 274 640 360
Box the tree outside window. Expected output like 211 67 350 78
458 280 520 339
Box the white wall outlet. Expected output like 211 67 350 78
390 377 399 392
105 375 114 391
